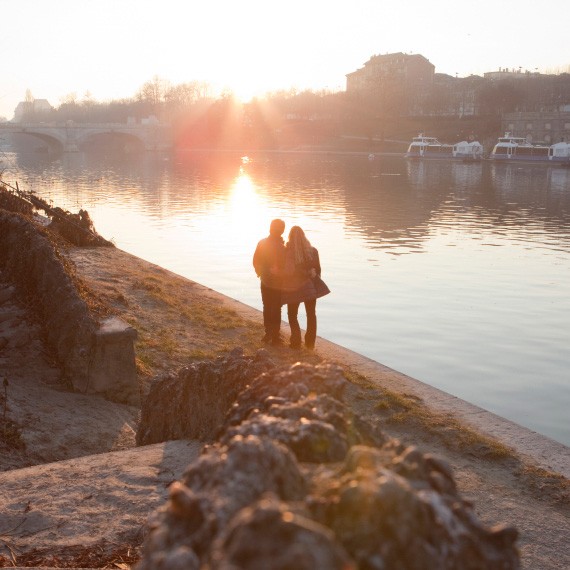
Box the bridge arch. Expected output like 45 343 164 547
75 128 147 152
0 122 173 152
10 129 66 152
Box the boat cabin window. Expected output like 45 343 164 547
493 146 509 155
514 146 549 157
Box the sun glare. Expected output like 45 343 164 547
224 78 269 103
230 170 261 221
233 86 257 103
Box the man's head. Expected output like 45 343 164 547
269 218 285 237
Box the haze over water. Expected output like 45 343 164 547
3 147 570 446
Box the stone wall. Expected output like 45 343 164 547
135 349 520 569
0 210 140 406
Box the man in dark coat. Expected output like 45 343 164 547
253 219 286 345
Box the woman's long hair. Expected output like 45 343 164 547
287 226 313 266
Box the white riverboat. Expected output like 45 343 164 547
405 134 483 161
452 139 485 160
550 141 570 163
488 133 570 164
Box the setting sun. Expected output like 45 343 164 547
227 83 262 103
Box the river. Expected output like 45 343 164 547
2 145 570 446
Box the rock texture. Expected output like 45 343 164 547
135 350 520 569
0 210 139 406
137 347 276 445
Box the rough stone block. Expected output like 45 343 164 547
88 317 139 406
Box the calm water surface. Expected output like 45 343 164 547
2 147 570 445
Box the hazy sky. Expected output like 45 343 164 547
1 0 568 119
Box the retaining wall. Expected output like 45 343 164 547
0 211 140 406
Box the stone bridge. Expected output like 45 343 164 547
0 121 173 152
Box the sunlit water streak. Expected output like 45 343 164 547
2 147 570 445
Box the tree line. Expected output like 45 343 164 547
17 72 570 151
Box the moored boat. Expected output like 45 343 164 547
405 134 483 160
548 141 570 163
488 133 570 164
405 134 452 159
452 139 484 161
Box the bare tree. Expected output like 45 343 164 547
60 92 78 106
164 81 211 109
137 75 170 107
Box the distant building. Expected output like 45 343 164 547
346 52 435 116
502 109 570 143
484 68 543 81
13 98 53 122
419 74 484 117
346 52 435 93
345 53 570 123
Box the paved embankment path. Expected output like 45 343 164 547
0 441 202 560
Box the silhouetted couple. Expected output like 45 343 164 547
253 219 330 349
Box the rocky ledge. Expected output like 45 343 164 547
135 348 520 569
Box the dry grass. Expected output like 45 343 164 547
63 250 274 389
342 367 513 460
133 276 249 331
517 464 570 501
0 541 140 569
384 394 513 459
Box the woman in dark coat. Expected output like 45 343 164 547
281 226 329 349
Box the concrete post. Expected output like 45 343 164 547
88 317 140 407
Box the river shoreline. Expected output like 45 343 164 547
61 243 570 479
1 237 569 568
104 245 570 477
